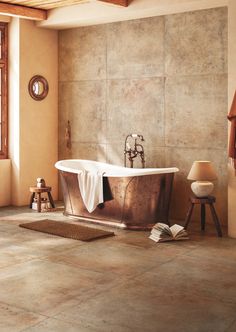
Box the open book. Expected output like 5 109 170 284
149 223 189 242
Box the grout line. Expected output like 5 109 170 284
0 300 50 326
105 23 108 160
58 72 227 84
68 140 226 151
223 317 236 332
19 316 50 332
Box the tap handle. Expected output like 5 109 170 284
131 133 145 141
126 142 131 151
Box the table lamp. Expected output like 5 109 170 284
187 161 217 197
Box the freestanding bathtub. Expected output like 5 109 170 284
55 160 179 230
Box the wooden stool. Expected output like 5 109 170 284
29 186 55 212
184 196 222 237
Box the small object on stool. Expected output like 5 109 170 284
184 196 222 237
36 178 46 188
32 197 50 211
29 186 55 212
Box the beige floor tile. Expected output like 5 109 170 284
43 241 160 277
136 254 236 305
0 259 113 316
54 278 236 332
226 319 236 332
0 244 36 268
0 301 45 332
0 205 235 332
22 317 100 332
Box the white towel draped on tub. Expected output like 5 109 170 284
78 170 104 213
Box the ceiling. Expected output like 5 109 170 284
0 0 88 10
0 0 227 28
0 0 130 21
0 0 130 10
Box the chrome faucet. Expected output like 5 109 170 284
124 134 145 168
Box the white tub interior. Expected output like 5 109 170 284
55 159 179 177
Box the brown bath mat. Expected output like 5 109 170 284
19 219 115 241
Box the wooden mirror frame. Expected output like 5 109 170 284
28 75 49 101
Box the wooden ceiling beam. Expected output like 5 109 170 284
0 2 47 20
98 0 132 7
1 0 87 10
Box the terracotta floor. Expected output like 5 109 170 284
0 204 236 332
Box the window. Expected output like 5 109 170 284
0 23 7 159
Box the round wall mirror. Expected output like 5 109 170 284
28 75 49 101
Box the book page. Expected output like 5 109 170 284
149 234 161 242
151 229 162 237
175 232 189 239
149 234 174 242
170 224 184 238
154 223 172 236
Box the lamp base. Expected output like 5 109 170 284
191 181 214 197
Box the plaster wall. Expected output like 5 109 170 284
59 7 228 224
0 160 11 206
9 18 20 205
19 19 58 205
9 18 58 205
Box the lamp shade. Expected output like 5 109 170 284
187 161 217 181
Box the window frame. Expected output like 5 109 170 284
0 22 8 159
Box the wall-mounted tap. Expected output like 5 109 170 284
124 133 145 168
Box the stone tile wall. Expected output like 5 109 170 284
58 7 228 224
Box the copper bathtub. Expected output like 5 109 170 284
55 160 179 230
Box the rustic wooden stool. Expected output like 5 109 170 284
184 196 222 237
29 186 55 212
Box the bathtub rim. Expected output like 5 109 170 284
55 159 179 177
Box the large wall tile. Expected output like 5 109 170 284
106 143 124 166
59 25 106 81
165 7 227 76
107 17 164 79
59 81 107 143
166 147 227 225
165 74 228 149
71 143 107 162
107 78 165 145
58 137 72 161
106 144 165 168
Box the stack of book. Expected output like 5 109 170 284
32 197 51 211
149 222 189 243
